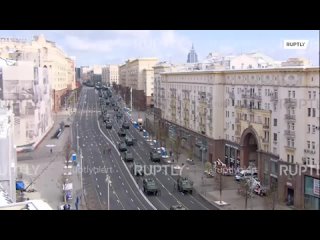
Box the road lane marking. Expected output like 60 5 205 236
131 198 134 202
126 190 128 193
118 176 121 179
97 185 99 188
99 192 102 196
122 182 124 186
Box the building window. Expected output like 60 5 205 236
274 118 277 126
291 155 294 163
308 108 311 117
291 139 294 147
312 141 315 150
313 91 316 99
307 157 310 165
287 138 290 147
312 158 315 165
232 124 234 130
232 112 234 117
232 99 234 106
274 133 277 141
292 91 295 98
308 124 311 133
291 123 295 131
288 90 291 98
307 141 310 149
308 91 311 99
312 108 316 117
312 125 316 134
287 154 290 162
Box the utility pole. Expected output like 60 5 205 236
130 87 133 111
106 175 112 210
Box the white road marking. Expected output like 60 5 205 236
122 182 124 186
118 176 121 179
137 207 140 210
99 192 102 196
131 198 134 202
97 185 99 188
126 190 128 193
96 178 98 181
190 200 194 204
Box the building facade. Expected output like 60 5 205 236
0 35 76 112
158 66 320 209
117 58 158 110
102 65 119 86
0 61 53 151
0 102 17 202
187 44 198 63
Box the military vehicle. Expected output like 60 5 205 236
176 176 193 194
118 128 126 137
122 121 130 129
150 150 161 162
170 204 186 210
124 151 134 162
131 161 144 176
143 178 159 195
106 121 112 129
125 136 134 146
116 112 122 119
118 142 127 152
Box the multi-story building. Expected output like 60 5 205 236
117 58 158 110
0 60 53 151
159 65 320 210
0 35 76 112
0 102 17 202
102 65 119 86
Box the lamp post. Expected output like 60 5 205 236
76 123 79 153
106 175 112 210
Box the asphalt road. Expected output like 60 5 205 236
72 86 217 210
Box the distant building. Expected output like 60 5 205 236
102 65 119 86
0 102 17 202
187 44 198 63
281 58 310 67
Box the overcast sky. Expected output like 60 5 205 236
0 30 318 67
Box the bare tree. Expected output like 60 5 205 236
264 182 278 210
173 135 182 164
238 179 252 210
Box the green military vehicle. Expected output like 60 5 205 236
118 128 126 137
176 176 193 194
170 204 186 210
124 150 134 162
143 178 159 195
118 142 127 152
125 136 134 146
150 150 161 163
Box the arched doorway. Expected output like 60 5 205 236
240 127 260 168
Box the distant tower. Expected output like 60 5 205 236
187 44 198 63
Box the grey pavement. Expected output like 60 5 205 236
17 109 86 210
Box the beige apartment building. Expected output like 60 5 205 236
102 65 119 86
0 35 76 112
117 58 158 110
156 66 320 210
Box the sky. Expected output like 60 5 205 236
0 30 318 67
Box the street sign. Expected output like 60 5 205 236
72 154 77 161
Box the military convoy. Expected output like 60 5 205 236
143 178 159 195
124 150 134 162
175 176 193 194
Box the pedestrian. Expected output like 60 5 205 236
50 148 53 154
169 150 172 157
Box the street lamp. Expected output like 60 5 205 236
105 174 112 210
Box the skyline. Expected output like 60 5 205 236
0 30 319 67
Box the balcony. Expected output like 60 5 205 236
284 130 295 137
285 145 296 151
284 98 297 107
304 149 316 154
263 124 270 129
253 94 262 101
285 114 295 121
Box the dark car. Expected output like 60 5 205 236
118 142 127 152
106 121 112 129
122 121 130 129
118 128 126 137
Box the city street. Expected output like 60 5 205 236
73 86 217 210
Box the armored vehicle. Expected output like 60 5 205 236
176 176 193 194
143 178 159 195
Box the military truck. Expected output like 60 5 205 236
176 176 193 194
116 112 122 119
118 142 127 152
118 128 126 137
106 121 112 129
143 178 159 195
125 136 134 146
170 204 186 210
150 150 161 162
122 121 130 129
124 150 134 162
131 161 144 176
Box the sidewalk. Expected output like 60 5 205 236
17 109 86 210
